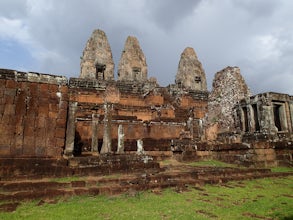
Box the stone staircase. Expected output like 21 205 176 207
0 164 292 206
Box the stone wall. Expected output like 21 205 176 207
235 92 293 138
65 77 208 156
0 69 68 158
207 66 251 136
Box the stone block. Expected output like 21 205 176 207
59 101 68 109
39 83 49 93
56 118 67 127
24 126 35 137
0 79 6 87
23 136 35 147
47 147 62 157
0 125 15 136
49 103 59 112
39 97 49 105
4 95 14 104
0 145 10 155
4 88 16 97
14 135 24 147
48 97 59 104
5 80 18 89
3 104 15 115
35 136 46 148
0 104 4 115
46 137 56 148
60 85 68 93
55 127 66 138
49 111 58 119
56 138 65 148
58 109 68 119
10 145 23 156
23 116 35 127
36 117 46 128
35 146 46 156
49 84 59 93
38 105 49 117
28 82 39 94
22 143 35 156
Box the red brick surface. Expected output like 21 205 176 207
0 78 68 158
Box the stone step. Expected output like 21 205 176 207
0 167 291 202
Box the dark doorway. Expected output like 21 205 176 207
95 64 106 80
273 104 282 131
252 104 260 131
242 107 249 132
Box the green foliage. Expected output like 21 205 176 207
1 176 292 219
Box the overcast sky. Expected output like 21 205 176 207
0 0 292 95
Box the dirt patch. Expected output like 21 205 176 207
0 202 20 212
37 199 58 206
242 212 272 220
196 209 218 218
282 194 293 198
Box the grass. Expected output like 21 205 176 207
1 176 292 219
49 176 81 183
188 159 238 168
271 166 293 173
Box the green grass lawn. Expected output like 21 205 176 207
1 176 292 220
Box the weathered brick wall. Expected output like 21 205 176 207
0 69 68 158
68 78 208 154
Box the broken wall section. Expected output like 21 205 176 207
66 78 208 157
0 69 68 158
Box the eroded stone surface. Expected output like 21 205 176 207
118 36 147 82
175 47 207 91
207 66 251 132
80 29 114 80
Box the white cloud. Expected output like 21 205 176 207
0 17 30 43
0 0 292 95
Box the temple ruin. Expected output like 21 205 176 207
80 29 114 80
0 29 292 184
118 36 148 82
175 47 207 91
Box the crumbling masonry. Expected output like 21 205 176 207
0 29 292 176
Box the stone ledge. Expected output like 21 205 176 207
0 68 67 85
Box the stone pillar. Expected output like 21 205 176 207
91 114 99 153
64 102 77 157
136 139 144 155
117 124 125 153
187 117 193 139
100 103 112 154
289 102 293 131
262 105 278 135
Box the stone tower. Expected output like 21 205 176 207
175 47 207 91
208 66 251 131
80 29 114 80
117 36 148 82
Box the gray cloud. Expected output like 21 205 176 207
233 0 280 17
0 0 292 95
145 0 202 30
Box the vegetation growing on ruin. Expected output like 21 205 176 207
1 176 292 220
188 159 237 167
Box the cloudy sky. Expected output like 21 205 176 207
0 0 293 95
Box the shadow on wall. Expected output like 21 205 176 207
73 131 82 156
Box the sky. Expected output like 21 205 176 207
0 0 293 95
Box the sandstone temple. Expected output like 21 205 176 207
0 29 292 182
